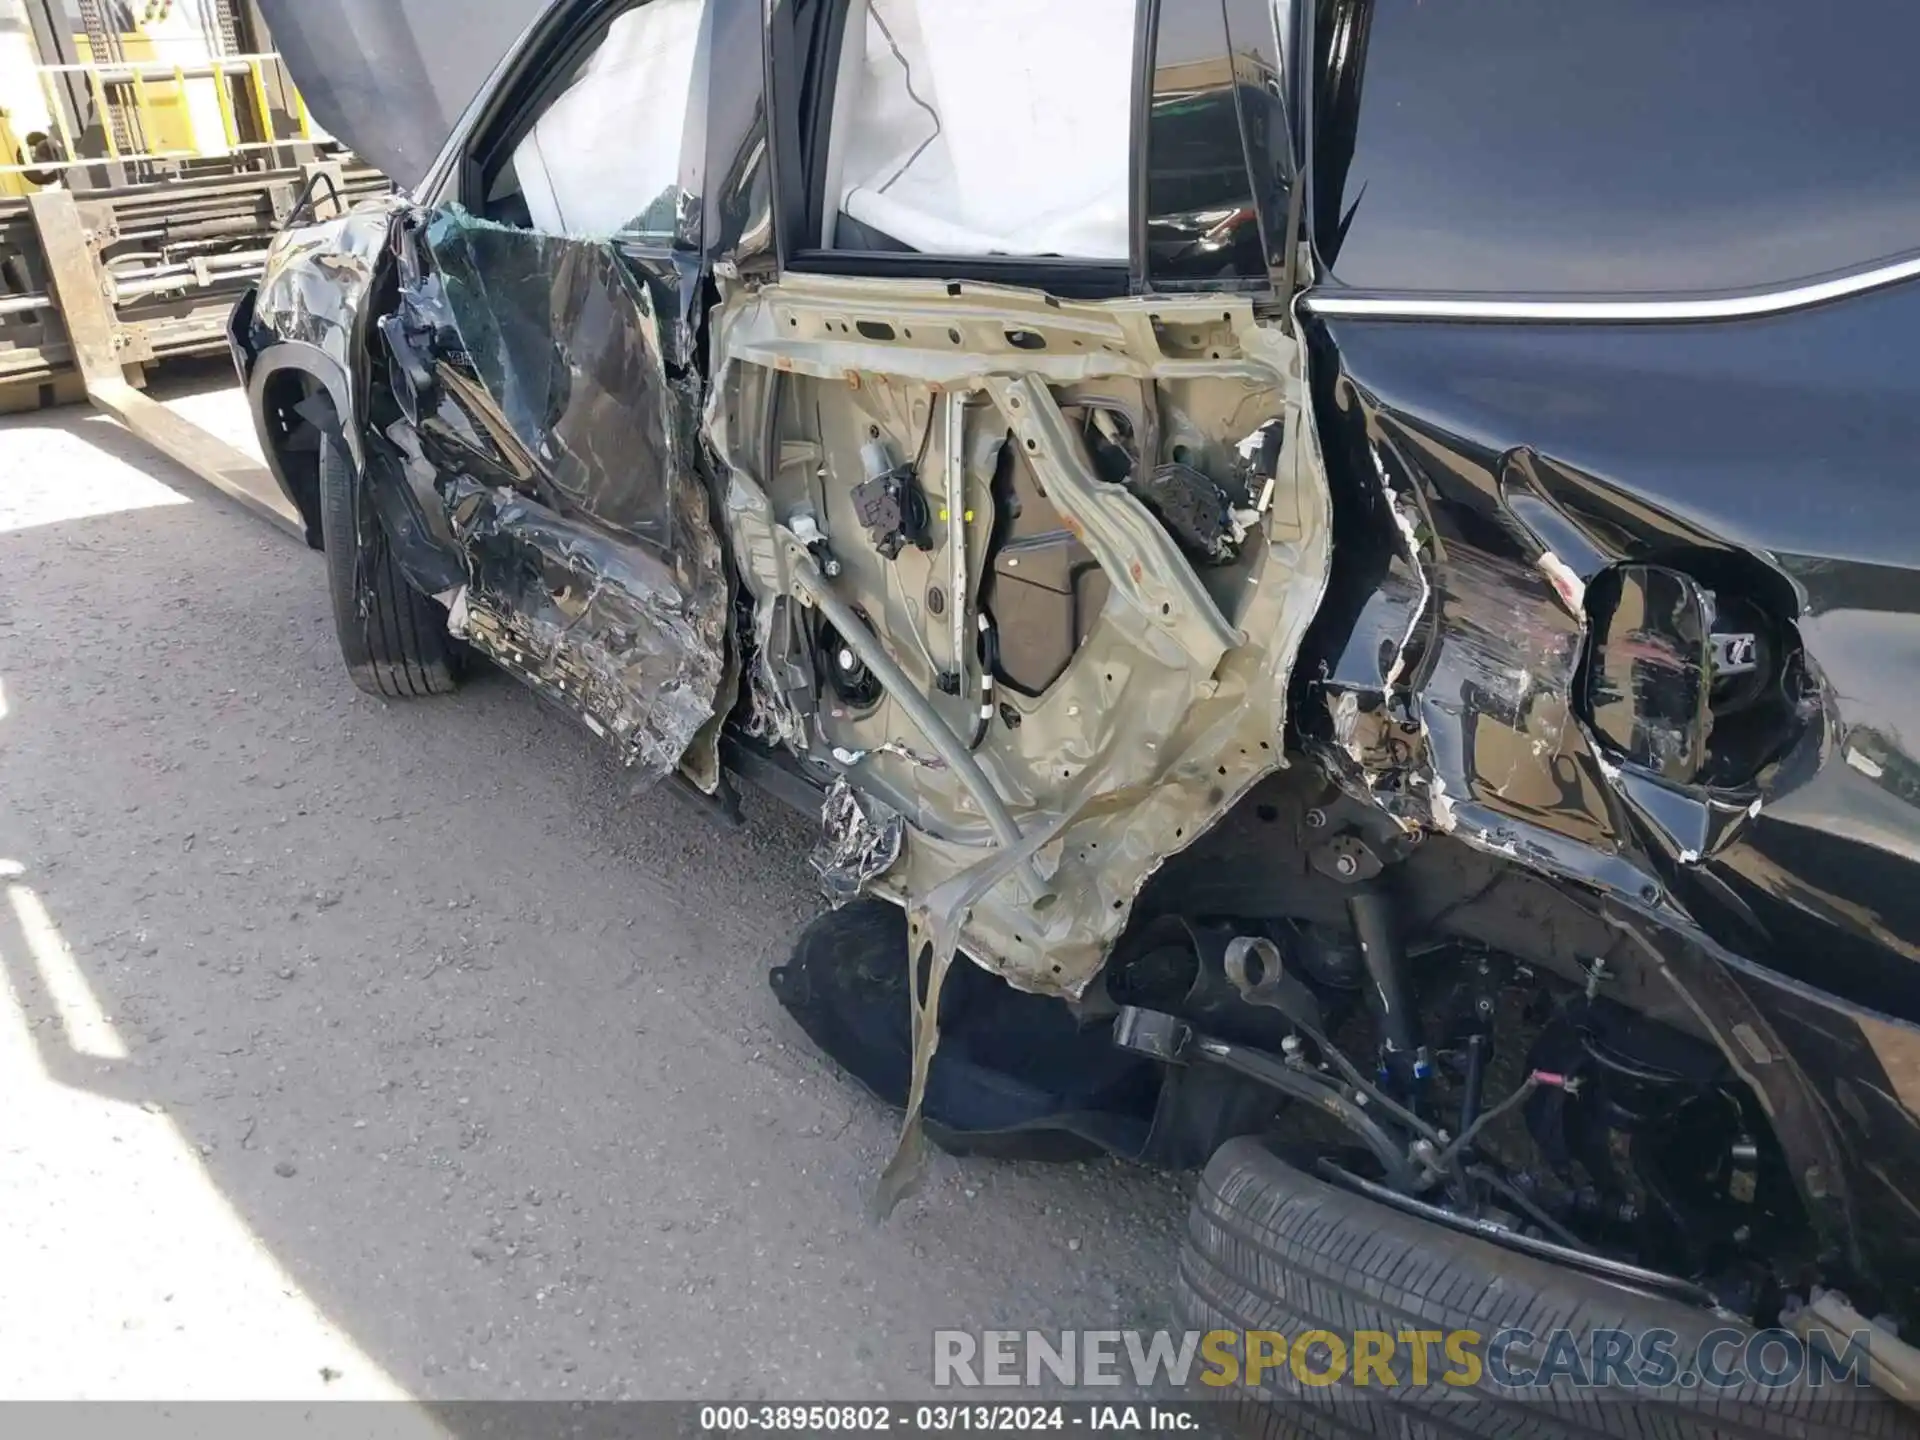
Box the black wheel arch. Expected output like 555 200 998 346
247 344 360 551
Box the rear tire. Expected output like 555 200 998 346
317 429 458 699
1177 1137 1911 1439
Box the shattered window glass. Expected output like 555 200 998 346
423 208 679 549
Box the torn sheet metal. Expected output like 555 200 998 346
444 478 721 773
701 277 1332 1211
1299 332 1783 904
1302 406 1641 880
385 208 730 783
810 777 905 904
706 275 1333 1003
876 813 1073 1219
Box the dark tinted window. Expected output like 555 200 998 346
1144 0 1279 287
1316 0 1920 297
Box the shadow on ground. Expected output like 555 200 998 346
0 395 1190 1409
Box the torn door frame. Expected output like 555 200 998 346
704 270 1334 1000
1300 393 1696 909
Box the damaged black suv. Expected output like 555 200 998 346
232 0 1920 1431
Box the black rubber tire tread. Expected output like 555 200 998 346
316 430 457 699
1177 1137 1913 1440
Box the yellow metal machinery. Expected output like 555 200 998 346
0 107 27 198
10 49 320 180
0 0 388 532
4 0 327 187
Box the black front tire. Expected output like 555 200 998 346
1177 1137 1911 1439
317 430 458 699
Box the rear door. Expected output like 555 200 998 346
705 0 1329 997
369 0 733 784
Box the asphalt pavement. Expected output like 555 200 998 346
0 364 1190 1404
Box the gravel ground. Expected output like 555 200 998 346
0 365 1191 1403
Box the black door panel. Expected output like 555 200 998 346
424 213 684 546
386 207 730 778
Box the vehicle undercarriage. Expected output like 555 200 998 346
778 759 1867 1335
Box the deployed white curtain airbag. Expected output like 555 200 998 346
513 0 705 239
833 0 1137 258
